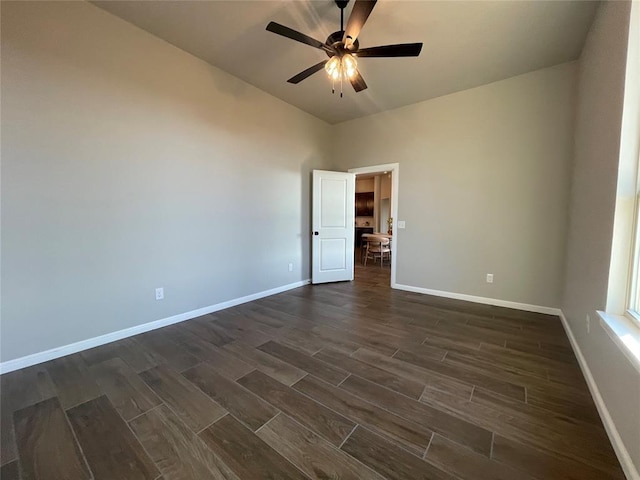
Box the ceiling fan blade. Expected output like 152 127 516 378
287 60 329 84
356 43 423 58
266 22 331 53
343 0 378 47
350 70 368 92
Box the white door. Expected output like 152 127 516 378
312 170 355 284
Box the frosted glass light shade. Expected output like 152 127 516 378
342 54 357 79
325 56 341 80
324 54 358 81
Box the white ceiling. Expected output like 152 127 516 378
92 0 599 124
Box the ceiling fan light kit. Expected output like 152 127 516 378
265 0 423 96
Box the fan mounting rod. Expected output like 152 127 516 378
335 0 349 38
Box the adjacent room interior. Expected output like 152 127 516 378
354 171 393 277
1 1 639 479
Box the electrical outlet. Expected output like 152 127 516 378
288 262 293 272
486 273 494 283
586 314 590 334
155 287 164 300
397 221 406 229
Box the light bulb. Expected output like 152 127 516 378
325 56 341 79
342 54 358 79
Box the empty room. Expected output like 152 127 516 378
1 0 639 479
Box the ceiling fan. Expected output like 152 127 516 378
266 0 423 96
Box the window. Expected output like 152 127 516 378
627 162 640 326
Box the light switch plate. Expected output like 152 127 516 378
397 221 406 229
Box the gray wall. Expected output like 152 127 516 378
561 0 639 471
334 63 577 309
0 1 332 362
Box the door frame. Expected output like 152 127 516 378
348 163 400 288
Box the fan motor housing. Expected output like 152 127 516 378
325 31 359 56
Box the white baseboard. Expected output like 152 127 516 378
0 279 311 375
392 283 561 316
558 311 640 480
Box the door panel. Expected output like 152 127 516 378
312 170 355 284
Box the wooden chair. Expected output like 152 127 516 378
360 233 373 264
364 235 391 267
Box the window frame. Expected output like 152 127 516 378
626 173 640 327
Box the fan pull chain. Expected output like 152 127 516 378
340 75 343 98
332 77 335 95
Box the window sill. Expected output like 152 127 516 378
598 311 640 374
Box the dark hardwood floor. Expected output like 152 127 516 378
0 258 626 479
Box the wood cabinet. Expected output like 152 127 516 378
355 192 374 216
355 227 374 247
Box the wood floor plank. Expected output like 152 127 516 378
471 387 611 446
162 323 255 380
352 347 475 400
257 341 349 386
525 385 600 424
0 460 20 480
394 348 526 401
180 316 236 346
140 365 227 432
340 374 493 457
237 370 355 446
297 304 436 355
420 385 621 474
14 397 90 480
474 341 579 372
1 364 57 465
503 340 578 365
313 324 398 356
129 404 239 480
197 316 277 348
213 315 280 345
491 434 625 480
44 354 102 409
417 327 484 350
442 350 549 387
172 333 254 380
78 343 121 368
135 329 200 372
199 415 308 480
80 337 165 372
256 413 386 480
90 357 161 421
182 363 278 431
341 426 455 480
67 395 158 479
277 327 329 356
314 348 425 399
282 326 359 355
2 404 17 465
425 434 535 480
109 337 164 373
293 375 432 456
223 341 307 386
233 303 289 329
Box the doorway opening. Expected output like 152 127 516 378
348 163 399 288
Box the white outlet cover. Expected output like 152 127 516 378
397 221 406 229
486 274 494 283
155 287 164 300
